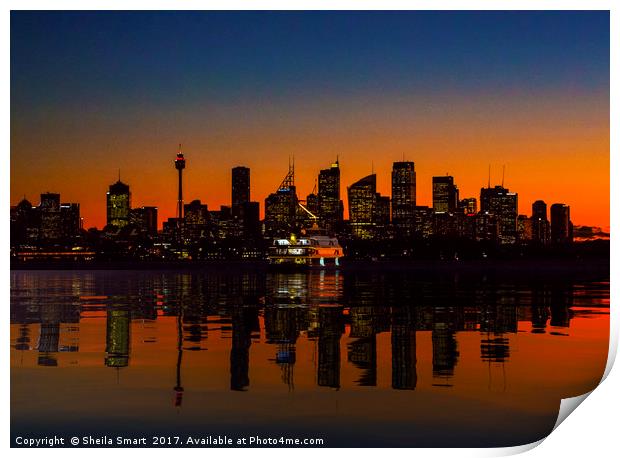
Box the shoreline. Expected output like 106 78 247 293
9 256 610 277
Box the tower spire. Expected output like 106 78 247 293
174 145 186 237
488 164 491 188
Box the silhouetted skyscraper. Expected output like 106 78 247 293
306 192 319 216
459 198 477 215
348 174 376 239
264 163 298 237
60 203 80 237
106 180 131 229
532 200 547 220
531 200 549 245
433 176 458 213
130 206 158 235
391 162 416 236
232 166 250 207
480 185 518 244
550 203 572 244
375 194 391 229
517 214 533 242
11 198 38 243
240 201 261 239
40 192 62 239
318 159 343 233
183 199 209 240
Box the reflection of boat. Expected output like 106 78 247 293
268 233 343 267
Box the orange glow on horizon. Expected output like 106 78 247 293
11 91 609 230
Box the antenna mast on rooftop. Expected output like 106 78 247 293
488 164 491 188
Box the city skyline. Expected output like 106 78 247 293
9 154 606 233
10 11 609 230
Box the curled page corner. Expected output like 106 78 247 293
553 391 593 432
491 390 596 457
496 438 545 456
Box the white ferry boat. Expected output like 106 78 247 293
268 233 343 267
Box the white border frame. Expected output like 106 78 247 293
3 2 616 457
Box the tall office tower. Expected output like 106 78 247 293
40 192 62 239
240 201 261 239
306 192 319 215
60 203 80 238
532 200 547 220
106 180 131 229
517 214 533 242
474 211 499 242
414 206 435 239
232 166 250 207
479 185 518 244
183 199 209 240
318 159 343 233
531 200 550 245
432 176 459 213
130 206 158 236
11 198 39 243
375 194 391 229
40 192 60 211
347 174 377 239
174 146 186 223
264 162 298 237
391 161 416 237
459 198 477 215
550 203 572 244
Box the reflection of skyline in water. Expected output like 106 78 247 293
10 271 609 397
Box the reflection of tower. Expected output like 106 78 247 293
230 308 257 391
174 145 186 235
105 307 130 368
531 284 550 333
15 324 31 351
479 304 512 392
347 336 376 386
550 283 573 328
37 322 60 366
431 308 459 382
264 307 303 390
317 307 343 389
391 306 417 390
174 311 184 407
15 324 31 366
348 306 378 386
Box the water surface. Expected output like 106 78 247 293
11 269 609 447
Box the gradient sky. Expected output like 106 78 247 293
11 11 609 229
